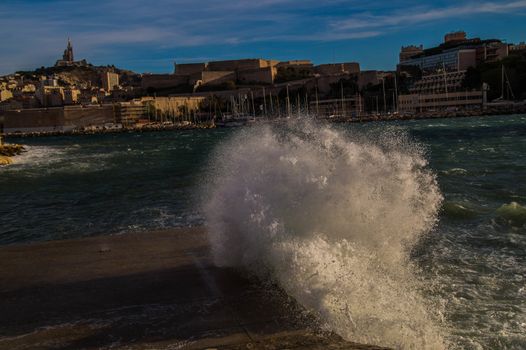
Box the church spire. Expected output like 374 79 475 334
63 37 74 62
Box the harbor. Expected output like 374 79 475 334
1 115 525 348
1 100 525 139
2 2 526 348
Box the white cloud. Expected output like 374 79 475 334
333 1 526 30
0 0 525 74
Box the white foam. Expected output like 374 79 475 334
202 120 446 349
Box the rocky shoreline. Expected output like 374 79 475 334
3 122 215 139
0 143 26 165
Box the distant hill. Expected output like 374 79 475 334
15 65 142 88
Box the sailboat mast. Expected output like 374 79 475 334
262 87 267 117
500 65 504 100
394 73 399 113
286 85 291 118
340 81 345 117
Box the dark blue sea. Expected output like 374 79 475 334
1 114 525 349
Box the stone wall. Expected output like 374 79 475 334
3 105 116 133
207 59 266 72
358 71 380 88
63 105 115 127
343 62 360 74
316 75 346 95
238 67 276 85
175 63 207 75
315 63 360 75
142 96 206 118
3 108 65 133
200 71 236 85
141 74 189 90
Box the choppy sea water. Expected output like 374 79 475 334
1 114 525 349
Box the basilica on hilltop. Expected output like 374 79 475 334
55 38 89 67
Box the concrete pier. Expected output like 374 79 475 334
0 228 388 349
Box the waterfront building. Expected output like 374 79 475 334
398 91 483 113
399 31 508 74
102 72 120 92
114 101 147 126
309 96 364 117
399 69 483 112
400 48 477 74
409 71 468 95
141 96 206 120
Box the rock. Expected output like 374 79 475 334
0 144 26 157
0 156 12 165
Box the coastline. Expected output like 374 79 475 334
0 143 25 165
0 228 388 350
3 107 525 139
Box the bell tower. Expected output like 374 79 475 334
63 38 74 62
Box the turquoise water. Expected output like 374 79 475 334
1 115 525 349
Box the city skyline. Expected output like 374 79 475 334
1 0 526 75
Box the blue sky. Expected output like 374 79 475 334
1 0 525 75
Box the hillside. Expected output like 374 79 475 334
15 65 141 88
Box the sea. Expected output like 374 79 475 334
1 114 525 349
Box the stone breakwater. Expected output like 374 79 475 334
0 144 26 165
4 122 215 138
0 228 389 350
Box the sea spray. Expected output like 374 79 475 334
202 120 446 349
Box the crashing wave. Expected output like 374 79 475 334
202 120 446 349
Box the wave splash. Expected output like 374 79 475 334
202 120 446 349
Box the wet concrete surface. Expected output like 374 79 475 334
0 228 388 349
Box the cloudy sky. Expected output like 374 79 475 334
1 0 525 75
